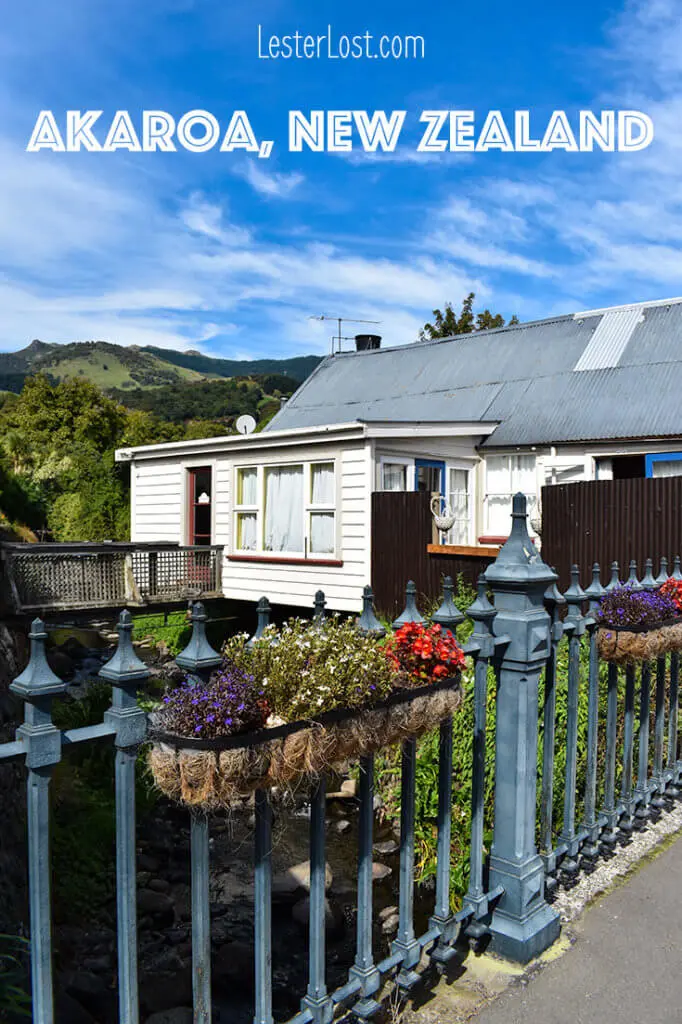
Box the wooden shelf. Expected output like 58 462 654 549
427 543 501 558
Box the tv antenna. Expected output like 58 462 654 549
309 314 381 355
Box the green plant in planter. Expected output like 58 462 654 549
222 616 398 721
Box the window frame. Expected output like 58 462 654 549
645 452 682 478
187 465 213 546
232 458 339 561
445 464 473 546
483 453 538 537
378 456 414 492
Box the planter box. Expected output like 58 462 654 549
597 620 682 664
149 676 462 809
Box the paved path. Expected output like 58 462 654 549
477 835 682 1024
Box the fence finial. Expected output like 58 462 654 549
584 563 605 610
431 576 465 633
248 596 271 649
655 557 669 587
100 609 150 685
176 601 221 678
392 581 425 629
605 561 621 592
674 556 682 581
641 557 657 590
11 618 68 699
564 565 586 623
627 560 642 590
357 585 385 637
313 590 327 625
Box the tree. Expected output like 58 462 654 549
419 292 519 341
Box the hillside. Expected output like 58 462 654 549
0 339 323 394
108 376 298 425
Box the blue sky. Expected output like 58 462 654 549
0 0 680 358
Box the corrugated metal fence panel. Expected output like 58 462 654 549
370 491 494 618
541 477 682 589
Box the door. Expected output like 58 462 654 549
188 467 213 545
415 459 445 495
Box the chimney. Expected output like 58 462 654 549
355 334 382 352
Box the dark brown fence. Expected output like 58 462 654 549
541 477 682 589
371 491 494 618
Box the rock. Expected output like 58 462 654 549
140 967 192 1016
65 972 116 1023
381 913 400 935
139 853 161 873
138 889 175 927
291 897 345 940
272 860 333 898
378 904 398 921
144 1010 192 1024
373 839 399 856
47 649 75 680
372 862 392 881
340 779 357 797
55 989 96 1024
148 877 171 894
61 636 87 658
213 941 254 992
332 819 351 835
145 1010 193 1024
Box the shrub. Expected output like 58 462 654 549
385 622 466 683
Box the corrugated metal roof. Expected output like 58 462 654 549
573 308 644 371
267 297 682 446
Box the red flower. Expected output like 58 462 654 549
385 621 466 685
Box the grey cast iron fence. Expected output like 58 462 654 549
3 494 682 1023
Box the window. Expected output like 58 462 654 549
188 467 212 545
235 467 258 551
484 455 537 536
234 460 337 558
645 453 682 478
445 468 471 545
381 461 410 491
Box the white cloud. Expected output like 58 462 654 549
234 161 304 198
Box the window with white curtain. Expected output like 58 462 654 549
381 462 409 491
234 461 337 557
445 468 471 545
484 454 537 536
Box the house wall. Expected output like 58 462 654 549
130 438 372 613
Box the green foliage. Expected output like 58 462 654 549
132 611 192 655
141 345 321 383
223 617 397 720
109 377 264 425
419 292 519 341
0 934 31 1019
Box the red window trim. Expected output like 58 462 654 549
227 554 344 567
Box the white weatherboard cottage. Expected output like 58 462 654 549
116 296 682 613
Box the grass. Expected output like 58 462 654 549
42 350 205 390
132 610 192 655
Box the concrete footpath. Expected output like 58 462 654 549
476 834 682 1024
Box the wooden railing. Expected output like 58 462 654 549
0 542 223 612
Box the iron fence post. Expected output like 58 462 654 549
249 597 272 648
582 564 605 867
100 609 150 1024
391 738 421 987
460 576 498 948
175 601 220 1022
558 566 586 884
668 652 681 796
634 660 653 828
357 586 386 637
484 494 560 963
619 663 637 841
393 581 425 628
539 575 565 893
301 776 333 1024
349 755 381 1016
11 618 69 1024
253 788 274 1024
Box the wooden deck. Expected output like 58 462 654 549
0 541 223 613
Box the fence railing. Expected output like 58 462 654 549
3 494 682 1022
0 542 224 612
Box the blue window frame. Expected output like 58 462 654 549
414 458 445 494
645 452 682 478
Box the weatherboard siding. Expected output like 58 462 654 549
129 439 372 612
222 440 371 612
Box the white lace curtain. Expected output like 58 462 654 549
264 466 304 553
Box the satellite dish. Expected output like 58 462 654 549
236 414 257 435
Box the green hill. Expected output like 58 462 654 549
0 339 323 394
